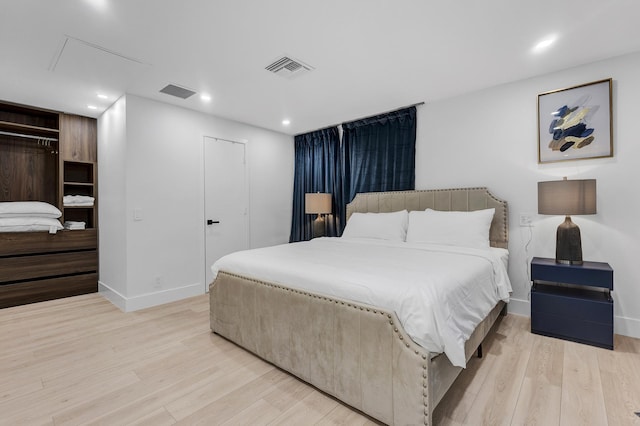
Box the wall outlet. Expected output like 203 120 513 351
153 276 163 289
519 213 535 227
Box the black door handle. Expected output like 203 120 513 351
207 220 220 225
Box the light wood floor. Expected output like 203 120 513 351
1 294 639 426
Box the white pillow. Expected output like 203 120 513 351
0 217 64 233
342 210 409 241
406 208 495 248
0 201 62 219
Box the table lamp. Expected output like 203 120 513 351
538 177 596 265
305 193 332 238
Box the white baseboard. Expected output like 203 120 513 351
98 281 203 312
505 297 640 339
615 314 640 339
506 297 530 317
98 282 127 311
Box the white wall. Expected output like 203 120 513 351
416 51 640 338
97 96 127 298
98 94 294 311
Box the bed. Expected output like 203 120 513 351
209 187 509 425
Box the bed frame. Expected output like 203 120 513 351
210 187 508 425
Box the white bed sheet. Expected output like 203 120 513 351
211 237 511 368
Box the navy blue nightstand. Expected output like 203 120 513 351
530 257 613 349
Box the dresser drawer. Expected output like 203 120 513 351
0 250 97 283
0 273 98 309
0 229 97 256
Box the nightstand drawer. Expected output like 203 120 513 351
531 310 613 349
532 284 612 323
531 257 613 290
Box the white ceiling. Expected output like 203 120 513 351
2 0 640 136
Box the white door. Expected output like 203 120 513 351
204 136 249 290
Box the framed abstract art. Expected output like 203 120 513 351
538 78 613 164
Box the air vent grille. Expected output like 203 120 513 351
265 56 314 79
159 84 196 99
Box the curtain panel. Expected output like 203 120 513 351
289 126 342 242
340 106 417 229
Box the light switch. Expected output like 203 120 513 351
134 208 143 221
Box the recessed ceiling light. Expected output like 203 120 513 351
85 0 108 12
87 105 98 110
200 94 211 102
282 119 291 126
533 36 557 53
97 93 108 100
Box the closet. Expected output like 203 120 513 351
0 101 98 308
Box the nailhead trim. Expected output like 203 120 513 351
217 271 431 425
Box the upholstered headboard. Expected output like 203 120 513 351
345 187 508 249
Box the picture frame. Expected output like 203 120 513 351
538 78 613 164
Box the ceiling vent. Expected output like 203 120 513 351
159 84 196 99
265 56 314 79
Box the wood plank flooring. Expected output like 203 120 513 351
1 293 639 425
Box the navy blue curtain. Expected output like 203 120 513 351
289 127 342 242
340 106 416 231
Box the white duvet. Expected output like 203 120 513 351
211 237 512 368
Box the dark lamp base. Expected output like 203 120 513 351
555 216 583 265
312 215 326 239
556 258 583 265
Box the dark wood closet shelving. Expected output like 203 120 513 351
62 160 96 229
0 100 98 309
0 120 60 136
0 102 59 133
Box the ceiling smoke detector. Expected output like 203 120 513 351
159 84 196 99
265 56 314 79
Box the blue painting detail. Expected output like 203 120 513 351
547 94 599 152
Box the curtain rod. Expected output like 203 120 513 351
299 101 425 136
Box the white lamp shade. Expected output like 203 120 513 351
305 193 332 214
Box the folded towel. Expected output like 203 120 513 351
64 221 86 230
63 195 95 207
